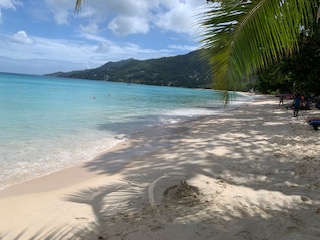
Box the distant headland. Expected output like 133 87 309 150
45 51 212 89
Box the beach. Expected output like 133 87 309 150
1 94 320 240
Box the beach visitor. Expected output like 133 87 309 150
279 95 284 105
293 93 301 117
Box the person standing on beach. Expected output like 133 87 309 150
293 93 301 117
279 95 284 105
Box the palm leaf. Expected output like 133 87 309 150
75 0 85 12
200 0 318 103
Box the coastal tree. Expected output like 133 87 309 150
256 21 320 95
74 0 320 103
200 0 319 103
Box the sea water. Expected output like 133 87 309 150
0 72 249 190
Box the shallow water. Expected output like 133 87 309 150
0 72 249 190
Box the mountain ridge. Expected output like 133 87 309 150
46 51 212 89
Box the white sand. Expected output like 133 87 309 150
1 95 320 240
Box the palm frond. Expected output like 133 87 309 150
200 0 318 103
75 0 84 12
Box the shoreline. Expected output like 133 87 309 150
1 94 320 239
1 74 234 192
0 93 248 192
0 139 129 197
0 110 221 196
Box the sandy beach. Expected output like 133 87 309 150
1 94 320 240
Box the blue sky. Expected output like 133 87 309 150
0 0 207 75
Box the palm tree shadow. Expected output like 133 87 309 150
64 183 129 239
60 170 186 238
60 166 320 239
58 98 320 239
1 225 85 240
5 97 320 239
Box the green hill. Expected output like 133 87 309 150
47 51 212 88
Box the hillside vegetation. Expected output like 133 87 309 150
47 51 212 89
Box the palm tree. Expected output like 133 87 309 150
74 0 319 102
200 0 319 102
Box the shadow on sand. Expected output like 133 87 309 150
3 97 320 239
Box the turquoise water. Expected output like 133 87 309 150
0 72 248 190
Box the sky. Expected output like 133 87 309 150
0 0 208 75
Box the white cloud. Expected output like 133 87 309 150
168 44 198 51
12 31 33 44
44 0 205 36
77 6 96 18
91 0 156 16
45 0 74 25
0 32 177 74
0 0 202 75
153 0 206 36
0 0 19 9
0 0 22 23
53 9 69 25
108 16 149 36
77 0 156 36
79 21 100 35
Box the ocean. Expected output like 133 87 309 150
0 72 249 190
